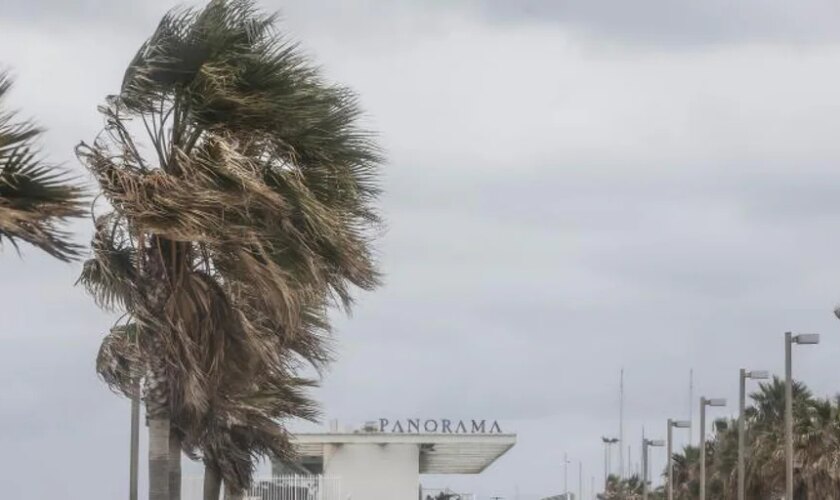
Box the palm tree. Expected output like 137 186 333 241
668 446 700 500
662 379 840 499
748 377 813 499
599 474 650 500
77 1 382 498
0 72 85 260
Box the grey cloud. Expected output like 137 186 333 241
6 2 840 499
15 0 840 49
478 0 840 45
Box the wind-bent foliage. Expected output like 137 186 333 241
77 0 382 497
598 379 840 500
659 377 840 500
599 474 663 500
0 72 85 260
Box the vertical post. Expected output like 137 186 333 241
667 420 673 500
129 380 140 500
641 440 648 500
603 441 608 491
579 461 582 500
564 452 568 495
619 368 624 479
700 397 706 500
738 369 746 500
689 369 694 446
785 332 793 500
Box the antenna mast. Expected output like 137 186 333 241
619 368 625 478
689 368 694 447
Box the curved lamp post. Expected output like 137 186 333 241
785 332 819 500
666 419 690 500
642 438 664 500
738 369 768 500
700 397 726 500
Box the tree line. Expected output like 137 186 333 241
599 377 840 499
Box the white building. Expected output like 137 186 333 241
274 420 517 500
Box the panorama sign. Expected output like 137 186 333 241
378 418 503 434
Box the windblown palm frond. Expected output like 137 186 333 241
96 322 143 397
77 0 383 495
0 72 86 260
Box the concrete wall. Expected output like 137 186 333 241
323 442 420 500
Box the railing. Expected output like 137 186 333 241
182 475 341 500
421 488 477 500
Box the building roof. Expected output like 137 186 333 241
292 432 517 474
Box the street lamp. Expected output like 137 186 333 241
738 369 768 500
700 397 726 500
641 438 664 500
666 419 690 500
602 436 619 490
785 332 819 500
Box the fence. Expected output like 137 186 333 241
182 475 341 500
421 488 477 500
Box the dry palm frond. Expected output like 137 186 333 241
0 73 86 260
77 0 384 492
96 322 144 397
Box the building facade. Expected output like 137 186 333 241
274 421 516 500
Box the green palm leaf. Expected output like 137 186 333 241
0 72 86 261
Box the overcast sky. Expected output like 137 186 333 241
4 1 840 499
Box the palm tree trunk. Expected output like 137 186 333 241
149 417 171 500
203 465 222 500
169 431 182 500
224 483 245 500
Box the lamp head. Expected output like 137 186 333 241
747 370 769 380
705 398 727 407
671 420 691 428
794 333 820 345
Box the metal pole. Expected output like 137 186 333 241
129 379 140 500
689 369 694 446
667 420 673 500
579 461 582 500
619 368 625 479
700 397 706 500
564 452 568 495
642 440 648 500
603 441 609 491
738 369 746 500
785 332 793 500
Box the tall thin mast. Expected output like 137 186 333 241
619 368 625 478
689 368 694 447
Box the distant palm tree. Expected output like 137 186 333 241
663 377 840 500
599 473 652 499
668 446 699 500
748 377 812 498
0 72 84 260
77 1 383 499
